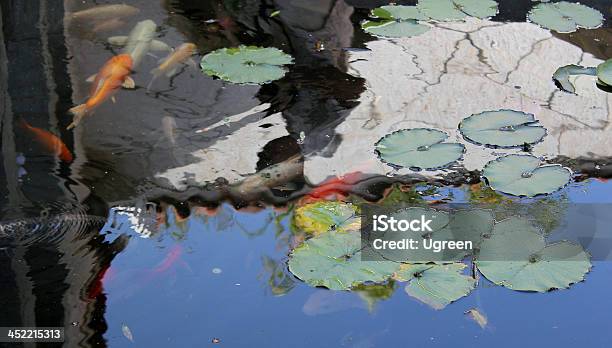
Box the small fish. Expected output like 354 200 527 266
68 54 134 129
121 324 134 342
68 4 139 22
151 43 197 80
161 116 177 145
465 308 488 328
108 20 171 68
18 119 73 162
153 244 182 274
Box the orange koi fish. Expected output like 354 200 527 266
68 54 135 129
18 119 73 162
151 43 197 79
153 244 183 274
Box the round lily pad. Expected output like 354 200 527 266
459 110 547 148
362 5 430 38
288 230 400 290
417 0 466 21
527 2 603 33
453 0 499 19
375 128 465 170
596 59 612 87
394 263 476 309
552 64 597 93
293 201 359 235
200 45 293 84
482 155 571 197
476 217 591 292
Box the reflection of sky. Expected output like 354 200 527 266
102 181 612 347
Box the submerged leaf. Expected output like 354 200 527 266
288 230 400 290
375 128 465 170
459 110 547 148
596 59 612 87
121 324 134 342
482 155 571 197
527 2 603 33
394 263 475 309
293 201 359 235
552 64 597 93
476 217 591 292
200 45 293 84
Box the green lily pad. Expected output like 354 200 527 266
288 230 400 290
453 0 499 19
375 128 465 170
482 155 571 197
394 263 476 309
552 64 597 93
527 2 603 33
375 207 492 263
417 0 466 21
362 5 430 38
459 110 547 148
596 59 612 87
293 201 360 235
200 45 293 84
476 217 591 292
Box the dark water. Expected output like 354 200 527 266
1 0 611 347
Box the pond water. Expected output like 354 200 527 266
0 0 611 347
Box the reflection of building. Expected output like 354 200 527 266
1 1 125 347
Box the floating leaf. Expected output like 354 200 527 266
459 110 547 148
476 217 591 292
552 64 597 93
394 263 475 309
527 2 603 33
375 207 492 263
293 201 359 235
375 128 465 170
417 0 466 21
362 5 430 38
200 45 293 84
482 155 571 197
288 230 400 290
465 308 488 328
596 59 612 87
453 0 499 18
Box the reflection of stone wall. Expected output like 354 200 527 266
304 19 612 184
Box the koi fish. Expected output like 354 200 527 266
18 119 73 162
153 244 182 274
67 4 139 23
148 43 197 89
108 20 171 68
68 54 134 129
91 18 126 34
308 172 363 199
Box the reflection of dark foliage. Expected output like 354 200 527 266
352 280 397 311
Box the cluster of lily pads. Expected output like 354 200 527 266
362 1 603 39
287 200 591 309
553 59 612 94
375 109 572 197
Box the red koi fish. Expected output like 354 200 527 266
18 119 73 162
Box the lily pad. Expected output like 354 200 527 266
596 59 612 87
394 263 476 309
362 5 430 38
417 0 466 21
459 110 547 148
476 217 591 292
453 0 499 19
375 128 465 170
200 45 293 84
552 64 597 93
375 207 492 263
527 2 603 33
293 201 360 235
482 155 571 197
288 230 400 290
